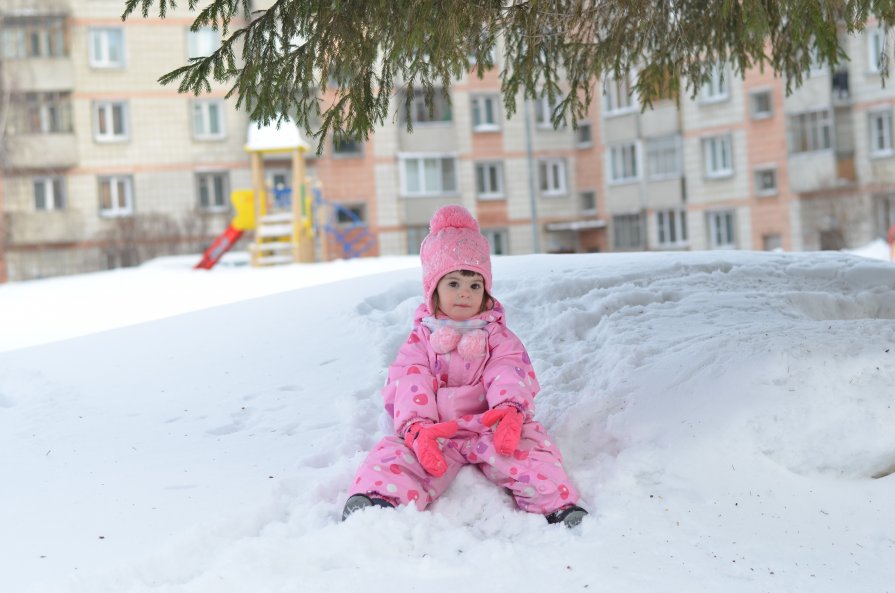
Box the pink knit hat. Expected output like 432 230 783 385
420 205 492 313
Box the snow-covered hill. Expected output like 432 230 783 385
1 250 894 592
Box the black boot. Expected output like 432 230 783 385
341 493 395 521
545 504 588 528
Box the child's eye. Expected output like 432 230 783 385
471 283 481 290
448 281 459 288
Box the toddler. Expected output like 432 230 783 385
342 205 586 527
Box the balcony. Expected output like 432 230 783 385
3 134 78 170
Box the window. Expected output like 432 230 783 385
609 143 638 183
482 228 508 255
535 94 562 127
99 176 134 217
656 209 687 247
538 158 567 196
603 75 636 114
410 89 452 123
869 110 893 157
580 190 597 213
868 29 885 73
192 100 225 140
187 27 220 59
646 135 680 179
575 122 593 147
93 101 129 142
475 162 504 199
754 167 778 196
400 155 457 196
34 177 65 211
789 110 832 154
332 131 363 155
88 28 125 68
613 213 644 250
750 90 773 119
406 225 428 255
700 63 728 102
702 135 734 178
197 172 229 211
1 16 67 59
707 210 736 249
874 193 895 237
471 95 499 131
14 92 72 134
335 203 366 224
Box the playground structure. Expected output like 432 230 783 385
195 120 375 270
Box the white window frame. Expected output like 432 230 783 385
88 27 125 68
754 166 779 197
655 208 688 248
98 175 134 218
750 89 773 119
603 74 637 115
93 101 129 142
612 213 645 250
702 134 734 178
187 27 220 59
398 154 458 197
535 95 562 128
471 95 500 132
700 63 729 103
410 89 452 124
575 121 593 147
481 228 508 255
191 99 226 140
789 109 832 154
475 161 504 199
645 135 681 180
33 176 65 211
868 29 885 74
332 131 364 156
538 158 567 196
579 190 597 214
197 172 230 212
707 210 736 249
608 142 639 184
869 109 894 158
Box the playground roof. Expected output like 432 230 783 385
245 118 311 154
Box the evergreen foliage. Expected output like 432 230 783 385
121 0 895 152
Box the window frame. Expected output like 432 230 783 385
867 29 885 74
608 142 639 184
575 121 593 148
788 109 833 154
749 89 773 119
645 135 681 180
93 100 129 143
579 190 597 214
471 95 500 132
707 210 736 249
187 27 221 59
538 157 567 196
612 212 645 250
700 63 729 104
481 228 509 255
535 95 563 129
655 208 688 248
754 166 779 197
332 130 364 156
33 176 66 211
702 134 734 179
868 109 894 158
196 171 230 212
88 27 125 69
409 89 453 125
191 99 226 140
474 161 505 200
602 74 637 116
98 175 135 218
398 154 459 197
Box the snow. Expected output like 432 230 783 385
1 247 894 593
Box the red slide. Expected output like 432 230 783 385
194 224 244 270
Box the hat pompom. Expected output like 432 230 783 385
429 205 480 234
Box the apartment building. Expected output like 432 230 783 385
2 4 894 283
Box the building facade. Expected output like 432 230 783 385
2 4 895 283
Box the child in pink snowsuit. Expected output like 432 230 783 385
342 205 587 527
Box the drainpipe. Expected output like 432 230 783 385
523 99 541 253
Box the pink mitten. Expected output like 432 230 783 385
404 420 459 477
481 406 523 456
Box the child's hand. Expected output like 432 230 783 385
482 405 523 456
404 421 459 477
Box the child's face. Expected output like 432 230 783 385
435 272 485 321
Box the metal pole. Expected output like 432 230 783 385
523 99 541 253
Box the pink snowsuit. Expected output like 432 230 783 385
349 300 580 515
